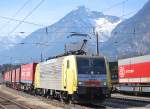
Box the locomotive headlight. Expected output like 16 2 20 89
78 81 84 85
91 71 94 75
103 82 106 86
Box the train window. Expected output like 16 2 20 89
112 75 114 79
77 57 106 74
115 75 118 79
67 60 69 68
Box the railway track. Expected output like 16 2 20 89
0 85 106 109
36 92 150 109
111 93 150 102
30 95 105 109
0 95 32 109
101 94 150 108
1 85 150 109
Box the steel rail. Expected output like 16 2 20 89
111 94 150 103
2 85 106 109
0 95 32 109
0 103 7 109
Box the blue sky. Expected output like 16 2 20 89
0 0 148 37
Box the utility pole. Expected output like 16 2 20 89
96 32 99 56
40 52 43 62
133 27 135 37
64 44 67 54
93 27 100 56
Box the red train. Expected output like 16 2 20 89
3 71 12 87
3 63 37 92
117 55 150 94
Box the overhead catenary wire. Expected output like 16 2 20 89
0 15 45 27
101 0 128 12
12 0 31 16
3 27 150 46
0 0 141 37
0 0 144 46
0 9 146 47
0 0 132 35
0 0 31 31
0 9 143 34
8 0 45 35
0 9 144 35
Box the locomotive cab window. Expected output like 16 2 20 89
77 57 106 74
67 60 70 68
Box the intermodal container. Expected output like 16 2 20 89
3 72 8 82
118 55 150 83
8 71 12 82
12 69 16 82
3 71 11 82
16 68 21 83
20 63 37 84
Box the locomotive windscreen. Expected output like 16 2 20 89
77 57 106 74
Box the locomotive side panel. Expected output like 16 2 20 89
35 57 64 90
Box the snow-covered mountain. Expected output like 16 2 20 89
95 18 121 42
101 0 150 60
0 6 121 64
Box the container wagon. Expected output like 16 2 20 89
34 55 111 103
15 68 21 90
118 55 150 94
11 69 16 88
20 63 37 92
3 71 12 87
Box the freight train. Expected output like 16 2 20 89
109 55 150 94
2 55 111 103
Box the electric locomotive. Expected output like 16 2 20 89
34 55 111 103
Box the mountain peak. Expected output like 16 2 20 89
76 6 89 12
71 6 91 16
77 5 89 10
64 6 104 20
